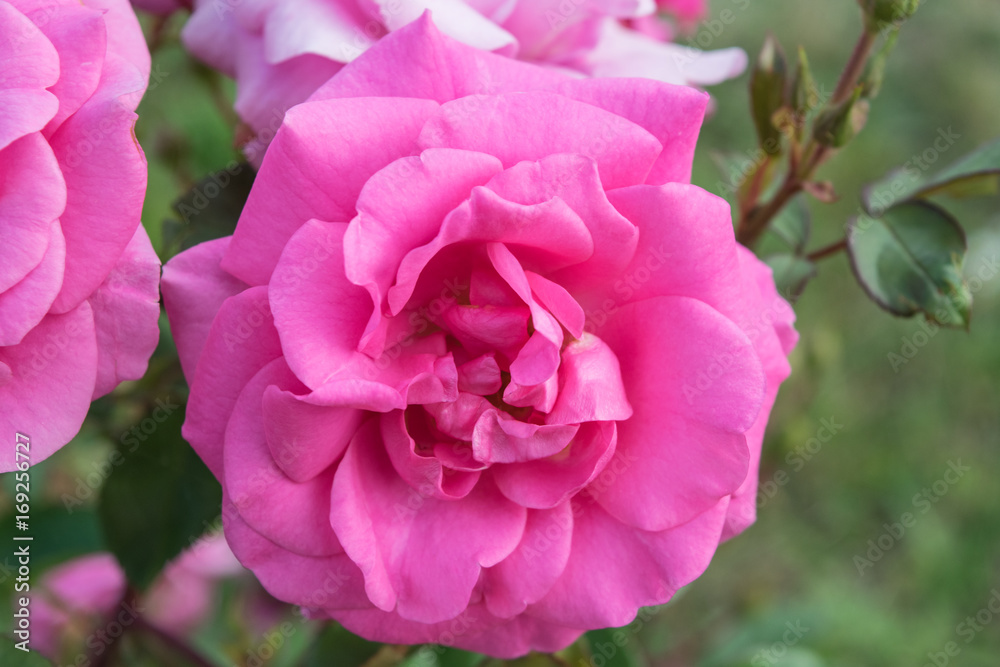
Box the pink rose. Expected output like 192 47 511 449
163 18 794 657
33 536 243 661
180 0 745 162
0 0 160 471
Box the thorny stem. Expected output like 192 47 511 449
736 25 880 249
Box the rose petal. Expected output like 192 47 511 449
162 237 249 380
418 91 662 189
330 418 526 623
0 305 97 472
223 97 440 286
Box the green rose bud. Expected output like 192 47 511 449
750 34 788 155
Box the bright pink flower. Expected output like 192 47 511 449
32 536 243 661
180 0 745 162
0 0 160 471
163 18 795 657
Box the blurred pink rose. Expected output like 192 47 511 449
0 0 161 471
659 0 706 22
163 18 794 657
179 0 745 162
33 535 243 662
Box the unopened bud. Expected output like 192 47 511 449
750 34 788 154
790 47 819 116
813 87 869 148
859 0 920 29
860 31 899 99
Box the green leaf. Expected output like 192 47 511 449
765 254 818 301
770 196 812 252
0 638 53 667
98 404 221 589
299 625 380 667
437 647 485 667
847 202 972 327
863 137 1000 214
0 506 103 575
161 161 256 258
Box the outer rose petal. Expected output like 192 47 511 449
223 96 440 286
0 88 59 151
224 499 373 612
589 296 763 531
581 19 747 88
49 57 147 313
0 134 65 294
268 220 371 389
482 501 574 618
721 247 797 539
332 604 584 658
309 14 567 104
330 418 527 623
34 5 107 135
551 77 707 185
0 1 60 93
161 237 249 380
417 91 663 189
528 498 729 628
369 0 518 55
0 306 98 471
87 224 161 398
224 358 345 556
0 223 65 346
182 286 282 479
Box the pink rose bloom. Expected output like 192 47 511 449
143 532 246 635
180 0 745 162
163 18 794 657
33 536 243 661
627 0 706 41
0 0 160 471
